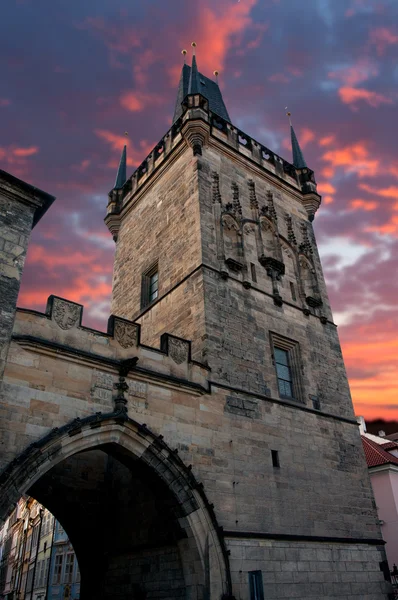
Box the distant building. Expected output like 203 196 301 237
0 498 79 600
47 520 80 600
359 417 398 569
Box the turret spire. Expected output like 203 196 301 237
188 42 200 95
114 143 127 189
287 111 307 169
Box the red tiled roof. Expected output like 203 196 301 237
380 440 398 451
361 436 398 468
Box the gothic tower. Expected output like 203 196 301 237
103 52 391 598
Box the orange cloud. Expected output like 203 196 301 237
339 86 392 108
317 182 336 195
322 142 379 178
359 183 398 200
120 91 162 113
191 0 258 74
350 199 378 211
324 195 334 205
319 135 335 147
322 167 335 178
369 27 398 56
95 129 154 168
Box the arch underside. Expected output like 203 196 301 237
0 414 230 600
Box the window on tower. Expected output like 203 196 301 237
274 348 293 398
270 332 304 403
141 263 159 308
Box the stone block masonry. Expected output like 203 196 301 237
0 170 54 381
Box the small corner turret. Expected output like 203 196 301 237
105 143 130 241
287 111 321 221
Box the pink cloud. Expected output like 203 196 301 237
0 98 10 107
328 59 377 87
120 91 162 113
268 73 290 84
369 27 398 56
339 86 393 108
12 146 39 157
95 129 154 168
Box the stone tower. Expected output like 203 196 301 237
103 51 392 597
0 52 392 600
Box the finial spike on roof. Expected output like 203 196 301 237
188 43 200 95
287 110 307 169
114 144 127 189
213 70 219 84
181 49 187 64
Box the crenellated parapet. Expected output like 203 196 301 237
10 296 209 395
105 104 321 241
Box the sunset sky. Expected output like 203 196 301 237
2 0 397 421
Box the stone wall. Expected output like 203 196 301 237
0 194 34 381
227 538 390 599
112 147 206 359
0 300 391 598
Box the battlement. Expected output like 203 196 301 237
10 296 209 394
105 99 317 239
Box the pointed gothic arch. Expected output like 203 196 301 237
0 414 231 600
259 215 278 258
298 254 322 307
221 213 243 270
279 237 300 300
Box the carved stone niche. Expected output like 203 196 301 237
306 296 323 308
259 256 285 278
160 333 191 365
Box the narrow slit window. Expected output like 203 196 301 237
274 347 293 399
271 450 280 468
290 281 296 301
248 570 264 600
250 263 257 283
149 270 159 303
142 263 159 308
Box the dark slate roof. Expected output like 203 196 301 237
172 63 231 124
290 124 307 169
114 145 127 189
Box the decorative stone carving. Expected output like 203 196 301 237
212 172 222 204
299 223 313 256
248 180 258 209
231 183 242 217
52 298 81 330
285 214 297 246
259 256 285 277
243 223 256 235
168 338 189 365
114 320 139 348
266 190 278 224
91 371 114 403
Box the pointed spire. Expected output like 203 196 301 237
287 111 307 169
114 144 127 189
188 42 200 95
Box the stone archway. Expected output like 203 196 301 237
0 414 231 600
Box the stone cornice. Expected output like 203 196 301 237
0 169 55 227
